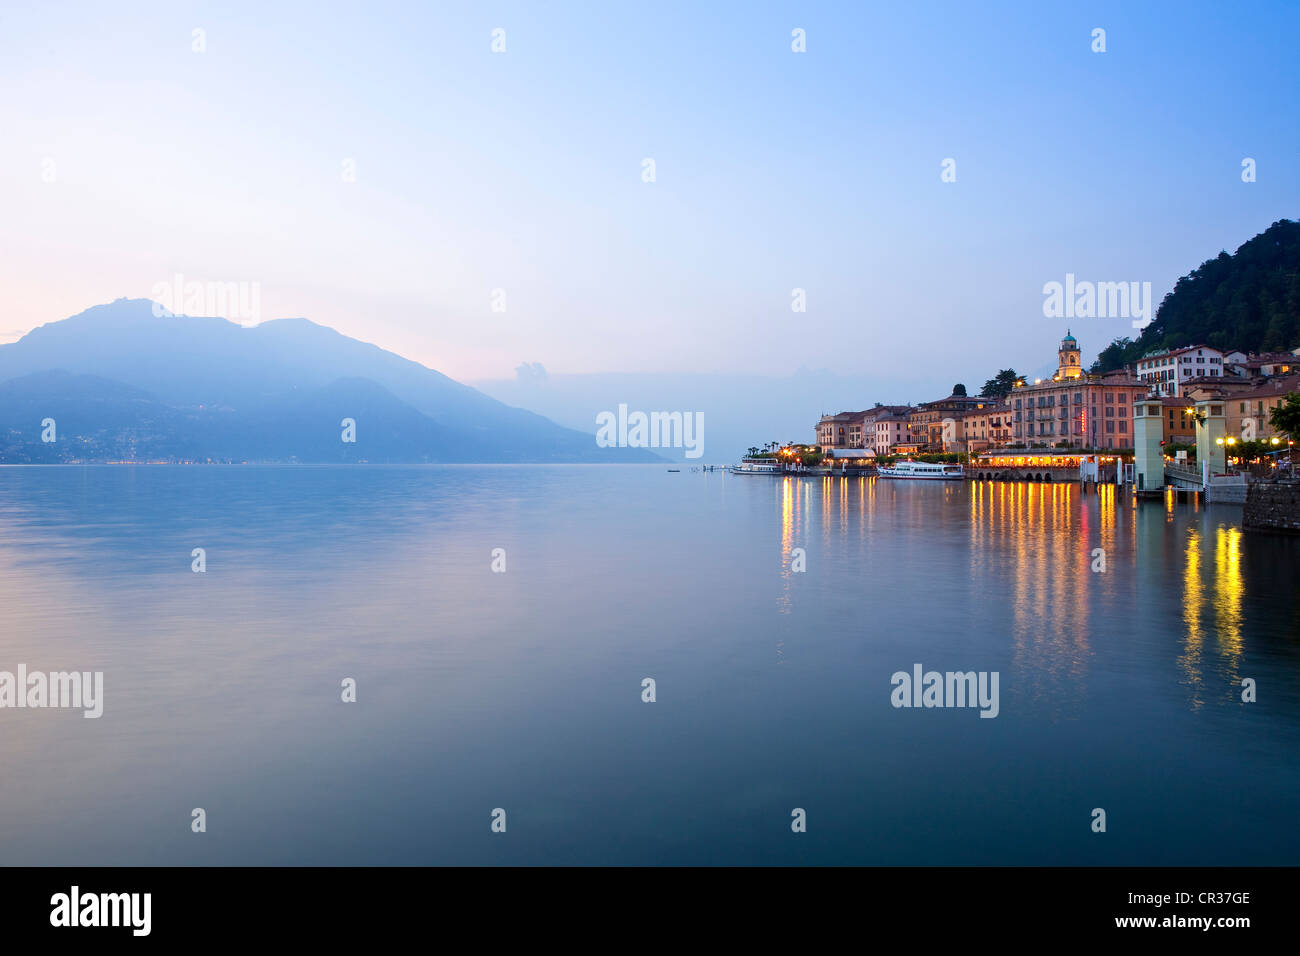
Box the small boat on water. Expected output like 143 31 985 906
876 460 964 480
729 458 782 475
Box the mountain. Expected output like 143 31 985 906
0 300 662 463
0 370 193 463
1093 219 1300 372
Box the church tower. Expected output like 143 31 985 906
1057 331 1082 380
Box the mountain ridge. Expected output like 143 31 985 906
0 300 663 463
1093 219 1300 371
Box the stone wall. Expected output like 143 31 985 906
1243 480 1300 534
1207 475 1249 504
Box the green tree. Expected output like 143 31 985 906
979 369 1019 398
952 383 967 396
1269 392 1300 439
1093 220 1300 369
1090 337 1133 373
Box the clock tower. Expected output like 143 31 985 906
1057 331 1083 380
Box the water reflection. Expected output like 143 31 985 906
783 474 1295 720
1180 529 1206 708
0 466 1297 865
1214 525 1245 668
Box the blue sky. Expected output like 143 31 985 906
1 0 1296 389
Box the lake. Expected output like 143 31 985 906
0 465 1296 865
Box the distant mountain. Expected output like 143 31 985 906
0 300 662 463
1093 219 1300 372
0 370 192 463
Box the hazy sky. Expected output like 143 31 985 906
2 0 1297 385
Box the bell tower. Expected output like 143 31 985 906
1058 330 1082 380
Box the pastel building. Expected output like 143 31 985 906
817 406 911 452
1008 334 1147 449
1134 345 1227 397
908 393 994 451
870 406 912 455
1187 372 1300 442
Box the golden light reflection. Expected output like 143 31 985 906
765 461 1265 717
1177 523 1247 708
820 476 832 537
839 476 849 535
1179 528 1205 708
777 477 796 617
1213 525 1244 666
1006 478 1090 718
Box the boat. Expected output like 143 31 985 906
729 458 783 475
876 460 965 480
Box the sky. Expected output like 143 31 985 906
1 0 1297 395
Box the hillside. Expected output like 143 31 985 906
0 300 664 463
1093 219 1300 372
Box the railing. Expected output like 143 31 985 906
1164 462 1202 485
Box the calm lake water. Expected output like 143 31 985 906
0 465 1297 865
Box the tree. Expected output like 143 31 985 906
980 369 1020 398
1091 220 1300 370
1091 337 1133 374
1269 392 1300 439
747 446 760 458
952 383 967 396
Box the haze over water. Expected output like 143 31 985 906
0 465 1296 865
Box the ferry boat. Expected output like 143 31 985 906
729 458 783 475
876 461 965 480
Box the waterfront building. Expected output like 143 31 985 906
1186 372 1300 442
818 406 912 452
960 403 1015 452
871 407 912 455
1134 344 1227 397
815 411 863 449
908 392 994 451
1008 334 1147 449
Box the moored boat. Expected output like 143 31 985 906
876 460 964 480
729 458 783 475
